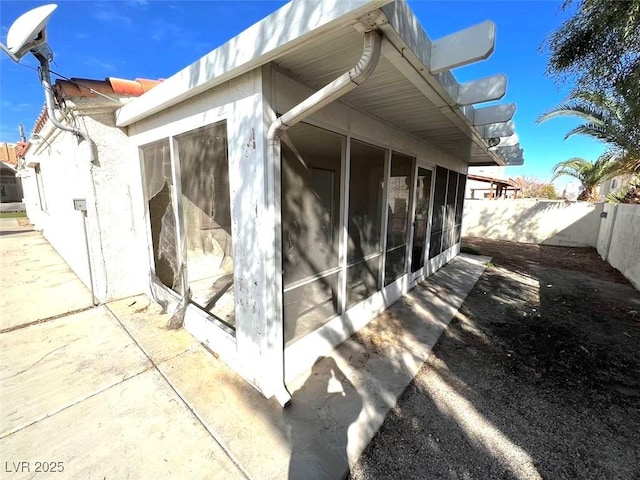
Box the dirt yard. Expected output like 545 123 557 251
351 237 640 480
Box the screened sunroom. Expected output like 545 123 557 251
119 0 523 405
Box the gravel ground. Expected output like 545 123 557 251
350 237 640 480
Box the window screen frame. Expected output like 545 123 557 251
383 151 416 286
138 119 236 336
279 122 347 343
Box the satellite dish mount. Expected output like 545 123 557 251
0 4 57 63
0 4 95 163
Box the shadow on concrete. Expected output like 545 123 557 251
286 357 361 479
0 229 34 237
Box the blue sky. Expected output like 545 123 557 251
0 0 605 185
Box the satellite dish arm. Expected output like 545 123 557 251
34 51 96 163
0 43 20 62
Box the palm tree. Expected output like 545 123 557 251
538 90 640 175
551 156 620 201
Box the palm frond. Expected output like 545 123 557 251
564 123 611 141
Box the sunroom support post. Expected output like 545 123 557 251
265 30 382 407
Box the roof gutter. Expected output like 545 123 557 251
266 30 381 407
268 30 381 139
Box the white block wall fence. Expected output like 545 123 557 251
462 199 640 290
596 204 640 291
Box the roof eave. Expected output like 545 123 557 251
115 0 394 127
379 1 511 166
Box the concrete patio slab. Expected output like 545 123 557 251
118 254 488 480
0 370 244 480
0 306 150 437
0 218 91 332
107 294 200 364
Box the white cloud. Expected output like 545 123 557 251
94 4 133 26
150 19 184 42
85 57 116 72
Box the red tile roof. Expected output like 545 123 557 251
26 76 163 143
13 76 162 159
0 143 18 165
55 77 163 99
32 109 49 136
15 142 29 159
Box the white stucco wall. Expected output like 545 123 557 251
596 203 616 258
597 204 640 290
78 108 150 302
463 199 639 290
462 199 603 247
21 104 149 303
22 126 94 286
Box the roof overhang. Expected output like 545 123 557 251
467 173 519 189
0 161 18 173
116 0 523 167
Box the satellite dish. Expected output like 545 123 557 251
1 4 57 62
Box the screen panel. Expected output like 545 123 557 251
385 152 414 285
176 121 235 326
281 122 344 341
142 139 179 291
346 139 386 308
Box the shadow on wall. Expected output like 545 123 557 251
462 199 603 247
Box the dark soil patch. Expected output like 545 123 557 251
351 238 640 480
463 236 630 284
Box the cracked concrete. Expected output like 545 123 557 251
0 218 244 479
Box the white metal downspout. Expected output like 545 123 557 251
267 30 382 407
268 31 382 139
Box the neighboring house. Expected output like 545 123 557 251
465 166 519 199
599 174 635 200
0 142 18 166
0 142 24 202
466 173 520 199
0 161 23 202
19 0 524 404
559 181 581 201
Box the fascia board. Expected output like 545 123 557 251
457 73 507 106
116 0 393 127
429 20 496 73
479 120 515 138
380 1 507 166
